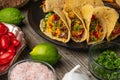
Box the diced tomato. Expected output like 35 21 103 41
0 62 10 71
112 27 120 35
0 23 22 66
11 38 20 47
98 25 102 29
53 14 57 21
72 30 84 37
7 45 15 53
93 31 99 38
0 50 5 55
8 32 16 38
49 23 53 28
0 35 10 49
0 51 15 65
92 15 96 20
0 23 8 36
52 32 57 36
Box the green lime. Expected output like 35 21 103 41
0 8 25 25
30 43 61 66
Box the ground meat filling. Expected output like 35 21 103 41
109 22 120 40
59 27 68 39
68 11 84 40
43 12 68 40
89 15 103 42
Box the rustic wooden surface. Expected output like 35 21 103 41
0 1 96 80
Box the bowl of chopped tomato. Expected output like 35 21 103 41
0 22 26 75
88 41 120 80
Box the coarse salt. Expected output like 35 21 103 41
9 61 54 80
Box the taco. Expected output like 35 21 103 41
108 21 120 40
62 0 104 42
81 5 107 44
63 7 87 42
40 9 71 43
100 7 119 41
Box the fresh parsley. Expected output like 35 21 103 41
93 50 120 80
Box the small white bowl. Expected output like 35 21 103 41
8 59 57 80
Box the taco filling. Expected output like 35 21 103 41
89 15 104 42
42 12 69 40
68 11 85 40
109 22 120 40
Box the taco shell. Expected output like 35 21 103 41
40 9 71 43
100 7 119 41
64 7 87 42
81 5 107 44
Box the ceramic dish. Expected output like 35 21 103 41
8 59 57 80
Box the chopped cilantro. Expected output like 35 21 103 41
60 22 63 27
76 25 81 31
72 25 82 32
90 25 95 31
93 50 120 80
54 23 57 31
92 37 97 41
43 19 47 32
72 19 75 23
45 12 53 18
90 19 99 31
44 13 53 21
96 50 120 70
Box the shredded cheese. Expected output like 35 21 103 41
44 13 68 40
46 15 54 32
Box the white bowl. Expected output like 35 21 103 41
8 59 57 80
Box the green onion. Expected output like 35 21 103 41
45 12 53 18
54 23 57 31
93 50 120 80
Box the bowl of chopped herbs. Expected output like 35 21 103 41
88 41 120 80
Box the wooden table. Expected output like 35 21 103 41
0 1 95 80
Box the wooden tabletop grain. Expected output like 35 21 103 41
0 1 96 80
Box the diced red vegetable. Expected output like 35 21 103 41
0 23 20 66
53 14 57 21
7 45 16 53
93 31 99 38
8 32 16 38
0 35 10 49
0 23 8 36
12 38 20 47
0 51 15 65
